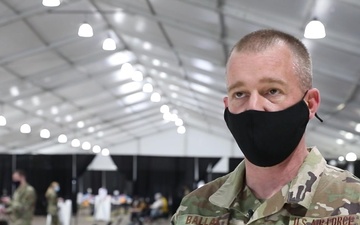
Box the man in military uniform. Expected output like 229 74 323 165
171 29 360 225
1 170 37 225
45 182 60 225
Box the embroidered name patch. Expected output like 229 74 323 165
178 214 230 225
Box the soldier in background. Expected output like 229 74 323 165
171 29 360 224
45 182 61 225
1 169 37 225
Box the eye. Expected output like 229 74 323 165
234 92 245 99
268 89 280 95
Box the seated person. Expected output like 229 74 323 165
129 196 147 224
149 193 168 220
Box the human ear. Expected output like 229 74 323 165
223 96 229 108
305 88 321 119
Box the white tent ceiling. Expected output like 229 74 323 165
0 0 360 159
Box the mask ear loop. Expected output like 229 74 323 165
315 113 323 122
304 90 323 123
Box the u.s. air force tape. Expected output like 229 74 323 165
290 214 359 225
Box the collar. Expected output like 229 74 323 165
209 161 245 208
209 147 326 210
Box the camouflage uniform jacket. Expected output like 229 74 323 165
6 183 37 225
45 188 58 216
171 147 360 225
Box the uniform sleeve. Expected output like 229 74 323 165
9 187 36 214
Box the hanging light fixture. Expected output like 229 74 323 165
304 18 326 39
42 0 60 7
0 115 6 126
102 37 116 51
78 22 93 37
20 124 31 134
58 134 68 143
150 92 161 102
143 83 153 93
40 129 51 139
0 104 6 126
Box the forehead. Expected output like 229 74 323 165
228 43 293 68
226 44 297 85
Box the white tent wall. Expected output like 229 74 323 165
26 126 245 158
114 127 243 158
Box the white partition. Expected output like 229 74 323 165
94 195 111 222
58 199 72 225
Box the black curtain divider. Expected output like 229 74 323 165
0 155 12 196
2 154 96 215
76 154 96 178
110 155 133 181
16 155 73 215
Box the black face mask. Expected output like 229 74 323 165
224 98 310 167
12 181 21 189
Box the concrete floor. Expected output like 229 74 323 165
30 213 170 225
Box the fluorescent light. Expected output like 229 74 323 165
71 139 81 148
101 148 110 156
131 71 143 82
92 145 101 153
65 115 73 122
150 92 161 102
355 124 360 133
0 115 6 126
36 109 44 116
175 118 183 126
87 127 95 133
10 86 19 97
170 113 178 122
159 72 167 78
160 105 169 113
120 63 133 75
82 141 91 150
163 112 172 121
345 152 357 162
336 139 344 145
152 59 161 66
77 121 85 128
102 38 116 51
20 124 31 134
78 23 93 37
51 106 59 115
97 131 104 137
143 42 152 50
42 0 60 7
177 126 186 134
142 83 153 93
31 96 40 106
40 129 51 139
304 19 326 39
171 93 178 99
345 132 354 140
58 134 67 143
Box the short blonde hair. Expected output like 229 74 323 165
229 29 312 92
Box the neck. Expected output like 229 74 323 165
20 180 27 187
245 143 309 200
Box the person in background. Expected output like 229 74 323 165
45 182 61 225
0 169 37 225
129 196 147 225
149 193 168 221
171 29 360 224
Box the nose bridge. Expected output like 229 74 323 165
246 92 263 111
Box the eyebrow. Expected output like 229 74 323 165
227 77 286 92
